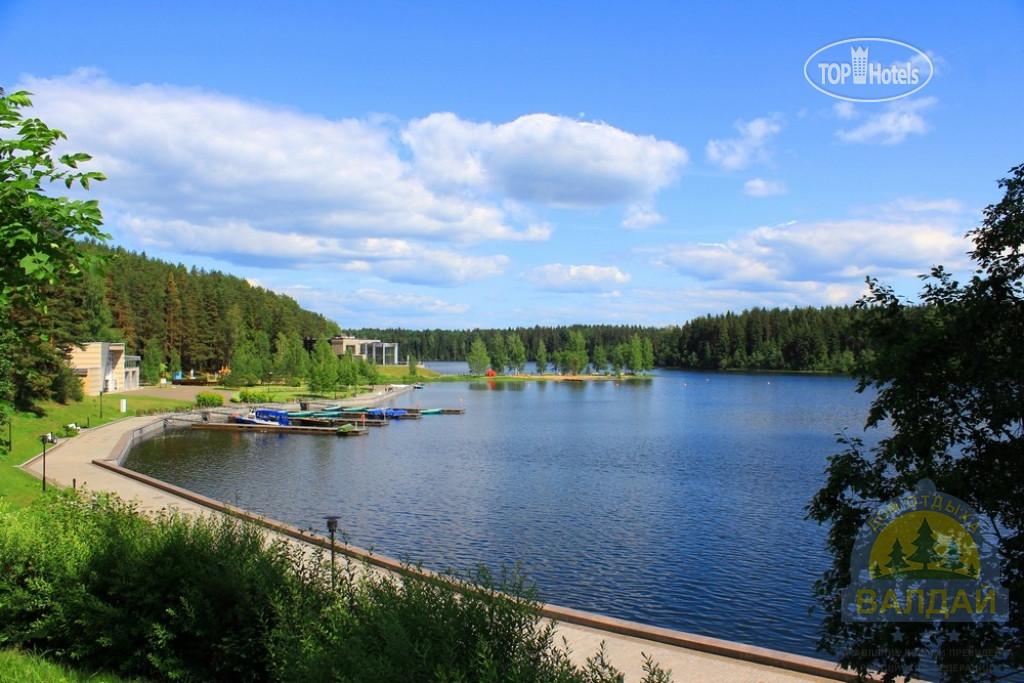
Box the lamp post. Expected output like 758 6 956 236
40 432 57 491
325 515 340 591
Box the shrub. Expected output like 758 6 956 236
194 391 224 408
0 494 672 682
237 388 273 404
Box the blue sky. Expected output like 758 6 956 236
2 1 1022 330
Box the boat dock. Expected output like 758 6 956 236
191 422 369 436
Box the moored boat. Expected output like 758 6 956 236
233 408 290 426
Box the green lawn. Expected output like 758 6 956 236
0 392 194 509
0 649 139 683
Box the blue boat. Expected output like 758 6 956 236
234 409 291 426
365 407 408 418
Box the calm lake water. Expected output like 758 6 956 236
124 368 878 660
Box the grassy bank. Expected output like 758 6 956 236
0 493 667 682
0 392 195 509
0 649 136 683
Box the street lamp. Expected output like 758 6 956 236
325 515 340 591
40 432 57 491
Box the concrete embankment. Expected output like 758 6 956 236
19 413 869 682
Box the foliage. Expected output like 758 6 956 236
0 493 672 682
0 90 110 417
77 243 342 374
807 164 1024 682
237 388 273 404
507 331 528 374
0 90 109 315
307 338 337 394
535 339 548 374
0 648 137 682
194 392 224 408
555 330 588 375
355 308 865 373
466 338 491 375
139 338 162 385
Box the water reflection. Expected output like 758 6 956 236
124 370 878 659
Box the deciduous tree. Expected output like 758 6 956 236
807 164 1024 681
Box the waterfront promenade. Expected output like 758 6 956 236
19 411 870 682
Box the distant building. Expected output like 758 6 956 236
330 335 401 365
68 342 141 396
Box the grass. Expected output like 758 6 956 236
0 392 194 509
0 648 137 682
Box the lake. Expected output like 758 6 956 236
123 368 878 660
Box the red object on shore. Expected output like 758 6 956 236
485 369 496 377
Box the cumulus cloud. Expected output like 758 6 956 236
706 114 783 170
743 178 787 197
648 212 971 292
521 263 630 292
621 204 665 229
835 97 936 145
404 112 687 208
19 70 684 287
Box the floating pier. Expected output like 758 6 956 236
191 422 369 436
406 407 466 416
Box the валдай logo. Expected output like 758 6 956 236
842 479 1009 622
805 38 933 102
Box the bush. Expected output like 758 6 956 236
237 388 273 404
194 391 224 408
0 494 672 682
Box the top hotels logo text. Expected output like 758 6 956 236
805 38 933 102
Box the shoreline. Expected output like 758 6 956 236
18 412 868 682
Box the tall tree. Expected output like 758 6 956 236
0 90 109 416
807 164 1024 681
489 333 508 375
466 338 490 375
307 338 337 394
534 339 548 374
507 333 527 375
139 338 162 385
164 271 183 358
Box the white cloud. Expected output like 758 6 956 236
884 197 963 214
405 111 688 208
647 212 971 293
706 114 783 170
833 102 858 120
743 178 787 197
835 97 936 145
521 263 631 292
19 70 684 287
347 289 472 314
621 204 664 229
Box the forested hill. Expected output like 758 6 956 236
353 305 867 373
62 242 865 378
78 244 342 372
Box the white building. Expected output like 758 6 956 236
329 335 401 365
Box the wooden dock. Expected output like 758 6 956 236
191 423 369 436
405 407 466 416
290 416 389 428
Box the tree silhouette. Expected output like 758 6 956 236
940 538 965 573
885 538 910 574
907 517 941 570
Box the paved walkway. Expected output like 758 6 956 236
20 415 865 682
